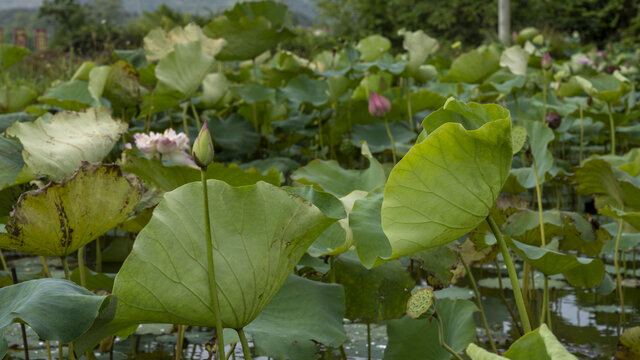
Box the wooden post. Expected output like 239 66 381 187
498 0 511 45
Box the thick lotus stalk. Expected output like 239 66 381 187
192 120 215 169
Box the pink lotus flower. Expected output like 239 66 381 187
368 92 391 118
133 129 195 167
541 52 552 69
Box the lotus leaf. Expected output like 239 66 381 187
6 107 128 180
0 163 142 257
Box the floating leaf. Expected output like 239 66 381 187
6 107 127 180
382 114 512 259
618 327 640 359
0 163 142 257
0 278 110 358
385 299 477 360
112 180 335 329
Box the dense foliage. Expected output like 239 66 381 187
0 1 639 360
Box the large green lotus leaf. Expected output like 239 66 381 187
351 122 416 154
0 278 111 358
349 186 392 269
584 74 630 104
143 23 226 62
234 82 276 104
0 44 30 71
467 324 577 360
384 299 477 360
204 15 293 61
224 1 292 28
356 35 391 62
0 85 37 113
246 275 346 360
334 254 414 323
421 98 510 134
39 79 98 111
0 163 142 257
556 76 591 98
398 29 437 74
0 137 23 189
522 120 554 181
500 45 529 76
6 107 127 180
485 70 526 94
382 117 512 259
155 41 214 99
113 180 335 329
291 147 386 197
443 49 500 84
121 152 280 191
507 238 604 287
280 75 329 107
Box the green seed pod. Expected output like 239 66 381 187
192 120 214 169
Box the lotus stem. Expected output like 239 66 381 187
191 102 201 131
532 162 550 329
176 325 185 360
39 256 52 278
0 249 7 271
608 102 616 155
11 268 29 360
406 78 414 131
494 260 523 335
578 104 584 164
434 312 464 360
458 254 497 352
487 215 532 334
237 328 252 360
61 257 71 280
383 117 397 164
78 247 86 288
541 69 547 123
225 343 237 360
614 218 625 324
182 102 189 137
201 170 225 359
367 322 372 360
96 237 102 273
46 340 52 360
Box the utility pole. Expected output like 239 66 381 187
499 0 511 44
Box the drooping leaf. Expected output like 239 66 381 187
398 29 437 74
202 73 229 106
291 147 386 197
246 275 346 360
382 114 512 259
522 120 554 181
500 45 530 76
334 254 414 323
349 186 392 269
0 163 142 257
422 98 510 134
112 180 335 329
507 238 605 287
0 278 110 359
384 299 477 360
39 80 98 111
6 107 128 180
121 152 280 191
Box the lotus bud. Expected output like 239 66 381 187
192 120 214 169
541 52 552 70
368 92 391 118
545 112 562 130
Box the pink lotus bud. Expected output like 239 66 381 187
368 92 391 118
541 52 552 70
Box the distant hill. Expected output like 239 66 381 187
0 0 319 25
